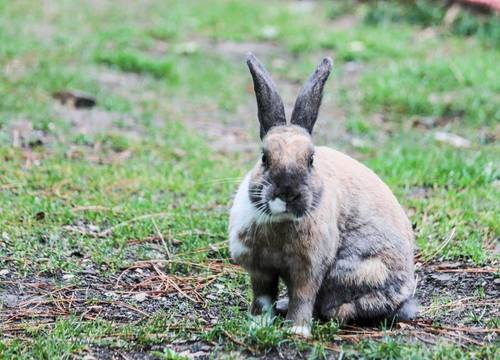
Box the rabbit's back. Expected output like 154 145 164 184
314 146 414 245
313 146 416 322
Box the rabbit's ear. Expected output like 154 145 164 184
246 53 286 139
290 58 332 134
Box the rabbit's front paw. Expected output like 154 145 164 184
290 324 311 338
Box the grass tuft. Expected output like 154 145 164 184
95 50 178 80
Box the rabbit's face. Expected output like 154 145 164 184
249 126 322 220
244 53 331 221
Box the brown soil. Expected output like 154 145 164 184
1 258 498 358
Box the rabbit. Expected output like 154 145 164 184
228 54 417 338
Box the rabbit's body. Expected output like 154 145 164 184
229 55 416 337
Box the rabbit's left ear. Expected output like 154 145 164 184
291 58 333 134
246 53 286 139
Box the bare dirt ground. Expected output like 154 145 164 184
1 257 498 358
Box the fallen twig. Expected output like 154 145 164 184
432 267 498 274
98 212 171 237
420 297 498 316
152 218 171 259
222 329 257 354
421 228 456 264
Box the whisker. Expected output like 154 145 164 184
256 205 269 214
206 177 244 184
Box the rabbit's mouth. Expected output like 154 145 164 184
266 207 300 222
248 179 318 221
268 198 287 214
267 197 308 220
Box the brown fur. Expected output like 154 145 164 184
230 55 416 334
230 126 415 330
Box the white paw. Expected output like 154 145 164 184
290 325 311 338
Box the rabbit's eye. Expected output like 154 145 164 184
308 154 314 168
261 153 269 168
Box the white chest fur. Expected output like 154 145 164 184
228 173 255 259
228 173 299 260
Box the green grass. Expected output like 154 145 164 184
368 135 498 263
95 51 177 80
364 0 500 48
321 24 428 62
0 123 236 272
0 0 499 358
354 337 498 360
361 46 500 125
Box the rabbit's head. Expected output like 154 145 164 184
246 54 332 220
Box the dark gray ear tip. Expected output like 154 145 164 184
323 57 333 68
246 52 258 68
319 57 333 73
246 52 286 139
290 56 333 133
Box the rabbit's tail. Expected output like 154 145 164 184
395 296 418 321
275 297 289 316
273 295 417 322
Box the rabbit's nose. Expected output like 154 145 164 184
287 193 302 202
275 187 301 202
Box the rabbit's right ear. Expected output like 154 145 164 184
246 53 286 139
290 58 332 134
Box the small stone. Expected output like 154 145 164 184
62 274 75 280
1 294 19 308
0 269 10 276
431 273 452 282
132 292 148 302
435 131 471 148
53 90 96 108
